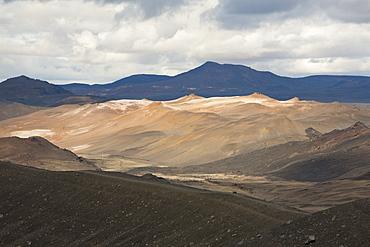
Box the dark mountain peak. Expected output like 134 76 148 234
200 61 253 69
6 75 31 80
2 75 47 86
192 61 253 72
201 61 222 67
0 75 69 91
180 61 222 75
0 75 73 106
204 61 218 65
15 75 30 79
173 61 280 87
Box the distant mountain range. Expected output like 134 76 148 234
2 62 370 105
0 75 106 107
61 61 370 102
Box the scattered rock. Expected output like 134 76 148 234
140 173 169 183
304 235 316 245
305 127 322 138
352 121 368 129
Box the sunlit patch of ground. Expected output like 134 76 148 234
145 172 370 213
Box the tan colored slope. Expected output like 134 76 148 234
0 99 45 121
0 136 97 171
1 94 370 170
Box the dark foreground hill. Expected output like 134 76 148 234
0 136 97 171
0 162 305 246
0 75 106 106
235 198 370 247
62 61 370 102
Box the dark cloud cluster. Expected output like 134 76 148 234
207 0 305 29
209 0 370 30
100 0 186 20
320 0 370 23
221 0 298 15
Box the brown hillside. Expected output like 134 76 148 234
0 136 97 171
127 122 370 213
1 94 370 170
0 99 45 121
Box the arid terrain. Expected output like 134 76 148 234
1 93 370 169
0 136 98 171
236 197 370 247
0 161 305 246
1 92 370 246
0 99 45 121
128 121 370 213
2 0 370 243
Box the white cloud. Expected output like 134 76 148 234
0 0 370 84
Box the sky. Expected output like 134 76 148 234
1 0 370 84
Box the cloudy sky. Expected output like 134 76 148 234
1 0 370 84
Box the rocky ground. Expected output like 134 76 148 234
234 198 370 247
0 162 305 246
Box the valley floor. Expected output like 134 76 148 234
145 172 370 213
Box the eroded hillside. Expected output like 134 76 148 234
1 93 370 170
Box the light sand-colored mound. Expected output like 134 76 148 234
1 93 370 170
